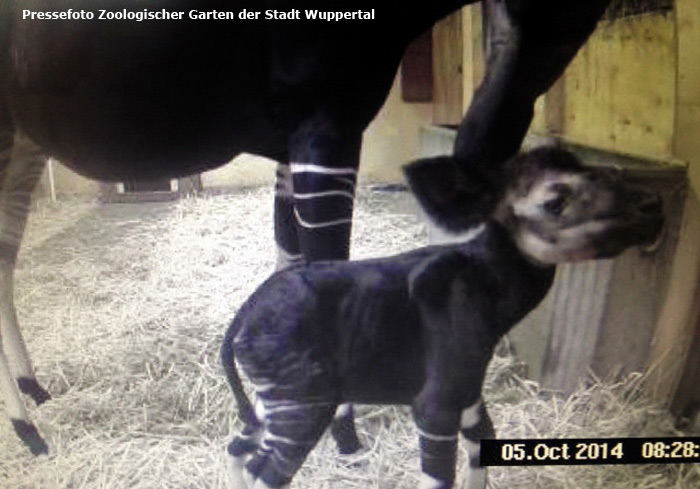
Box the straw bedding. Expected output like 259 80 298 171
1 187 698 488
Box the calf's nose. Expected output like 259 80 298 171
637 192 662 216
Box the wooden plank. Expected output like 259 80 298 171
559 13 675 160
540 260 615 392
401 30 433 102
461 5 484 113
432 11 463 126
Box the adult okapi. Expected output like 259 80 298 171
1 0 612 455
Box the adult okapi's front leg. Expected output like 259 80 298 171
287 117 360 263
273 163 303 269
0 131 49 455
273 128 359 269
453 0 612 170
276 116 363 456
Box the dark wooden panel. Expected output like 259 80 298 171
432 11 463 126
401 30 433 103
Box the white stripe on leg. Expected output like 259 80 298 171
275 246 302 270
293 208 352 229
289 163 358 176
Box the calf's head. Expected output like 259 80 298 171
405 147 664 265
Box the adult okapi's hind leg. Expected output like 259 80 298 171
0 127 49 455
453 0 612 171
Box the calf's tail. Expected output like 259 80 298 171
221 327 260 428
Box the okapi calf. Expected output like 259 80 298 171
220 147 664 489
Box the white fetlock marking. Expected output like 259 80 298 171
463 439 480 458
418 473 445 489
334 403 352 420
252 478 286 489
460 401 481 429
461 467 486 489
275 246 302 271
461 439 485 489
243 469 255 489
226 455 250 489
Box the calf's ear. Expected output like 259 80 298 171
403 156 498 232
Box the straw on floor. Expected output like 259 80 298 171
1 187 698 488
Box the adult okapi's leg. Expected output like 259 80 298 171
453 0 612 170
287 117 360 262
284 117 362 455
273 163 303 269
0 130 49 455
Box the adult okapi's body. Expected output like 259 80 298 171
1 0 612 454
222 148 664 489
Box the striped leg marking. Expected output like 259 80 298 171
459 400 492 489
0 133 50 454
238 400 336 488
274 164 302 269
289 163 357 230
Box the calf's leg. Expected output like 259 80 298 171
231 400 337 489
459 400 494 489
413 389 462 489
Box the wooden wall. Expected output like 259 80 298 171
446 4 700 412
537 13 676 160
649 0 700 419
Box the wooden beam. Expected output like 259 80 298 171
432 11 463 126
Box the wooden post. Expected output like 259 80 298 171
46 158 57 202
432 10 463 126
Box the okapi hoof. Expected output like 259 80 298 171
330 411 362 455
18 377 52 405
11 419 49 455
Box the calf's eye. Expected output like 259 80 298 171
543 196 568 216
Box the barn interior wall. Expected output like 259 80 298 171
34 159 101 200
532 4 700 412
649 0 700 414
534 12 677 160
457 4 700 408
359 73 434 184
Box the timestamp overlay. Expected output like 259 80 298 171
481 437 700 466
